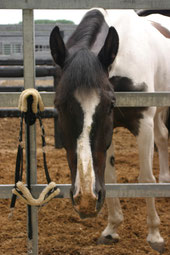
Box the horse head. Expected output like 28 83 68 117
50 25 119 218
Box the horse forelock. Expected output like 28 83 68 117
54 8 112 107
55 48 108 106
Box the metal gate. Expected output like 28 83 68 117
1 1 170 254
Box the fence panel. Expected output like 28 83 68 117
0 1 170 254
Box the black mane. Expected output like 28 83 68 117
54 9 112 106
66 9 105 50
55 48 109 105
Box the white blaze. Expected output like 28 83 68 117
74 89 100 197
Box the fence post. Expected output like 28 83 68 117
23 9 38 255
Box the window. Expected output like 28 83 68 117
12 43 22 54
35 44 49 52
35 45 42 52
3 44 11 55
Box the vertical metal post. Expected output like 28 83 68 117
23 9 38 255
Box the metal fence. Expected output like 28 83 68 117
1 1 170 254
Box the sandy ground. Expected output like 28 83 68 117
0 116 170 255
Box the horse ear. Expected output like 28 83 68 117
49 26 67 68
98 26 119 70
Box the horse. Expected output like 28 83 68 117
49 8 170 253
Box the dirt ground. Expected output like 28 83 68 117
0 93 170 254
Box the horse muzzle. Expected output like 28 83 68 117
70 188 105 219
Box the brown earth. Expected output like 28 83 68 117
0 111 170 254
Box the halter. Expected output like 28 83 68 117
9 89 60 240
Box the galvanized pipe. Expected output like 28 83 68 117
23 9 38 255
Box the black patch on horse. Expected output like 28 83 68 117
57 96 84 151
110 76 148 136
90 91 114 153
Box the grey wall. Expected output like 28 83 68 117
0 23 76 59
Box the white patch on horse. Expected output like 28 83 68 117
74 89 100 198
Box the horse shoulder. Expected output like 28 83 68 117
110 15 170 91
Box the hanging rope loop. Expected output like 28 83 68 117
12 181 60 206
18 88 44 114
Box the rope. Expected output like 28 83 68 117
26 96 33 240
9 114 24 212
18 88 44 113
37 113 51 184
12 181 60 206
10 89 60 210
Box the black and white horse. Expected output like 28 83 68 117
50 8 170 252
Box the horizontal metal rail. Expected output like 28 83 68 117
0 59 53 66
0 91 170 108
1 0 170 9
0 108 57 118
0 86 54 93
114 92 170 107
0 66 57 78
1 183 170 199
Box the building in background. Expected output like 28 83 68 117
0 23 76 59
